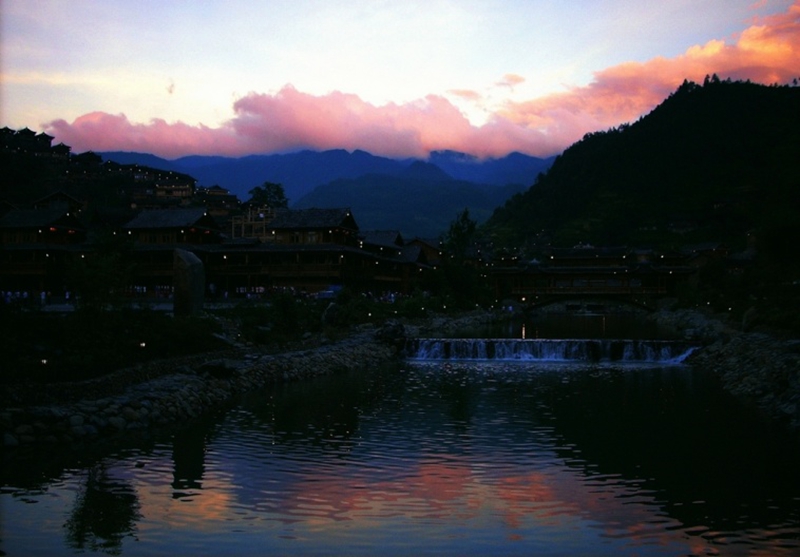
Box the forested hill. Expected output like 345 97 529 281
483 79 800 252
294 162 526 238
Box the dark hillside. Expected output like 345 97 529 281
294 168 525 238
483 79 800 251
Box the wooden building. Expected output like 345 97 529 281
0 207 87 293
267 208 360 247
490 246 694 302
122 208 222 245
0 207 86 246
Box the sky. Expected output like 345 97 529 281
1 0 799 160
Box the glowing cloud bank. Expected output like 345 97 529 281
45 3 800 160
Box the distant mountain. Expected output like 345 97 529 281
99 149 408 202
180 149 409 201
97 151 183 172
483 79 800 251
428 150 555 186
294 165 526 238
98 149 553 204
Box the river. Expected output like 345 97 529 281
2 316 800 556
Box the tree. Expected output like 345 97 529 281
442 208 477 264
248 181 288 209
439 208 491 308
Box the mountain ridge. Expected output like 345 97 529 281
98 149 553 204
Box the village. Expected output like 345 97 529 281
1 126 711 309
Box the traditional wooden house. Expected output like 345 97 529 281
216 208 364 294
267 208 359 247
32 191 85 214
490 245 695 303
202 211 427 297
406 237 443 268
0 126 15 148
122 208 222 245
0 207 88 294
116 209 222 297
51 143 71 160
33 132 55 153
0 207 86 246
358 230 431 294
359 230 405 257
154 183 195 206
195 185 241 217
8 127 37 152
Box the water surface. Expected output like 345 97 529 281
3 357 799 556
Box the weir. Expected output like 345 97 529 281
405 338 697 363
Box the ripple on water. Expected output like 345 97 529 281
3 359 800 556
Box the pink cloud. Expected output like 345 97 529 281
447 89 483 102
45 2 800 160
47 86 559 159
496 73 526 88
46 112 244 159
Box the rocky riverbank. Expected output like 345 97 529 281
650 308 800 431
1 326 396 449
6 306 797 449
1 310 495 450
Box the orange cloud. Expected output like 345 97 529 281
44 2 800 160
499 1 800 146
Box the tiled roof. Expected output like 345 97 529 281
400 244 425 263
361 230 403 248
123 208 209 229
269 208 356 230
0 207 75 228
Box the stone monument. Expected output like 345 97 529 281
173 249 205 316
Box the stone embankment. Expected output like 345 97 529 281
650 308 800 430
1 310 495 450
11 306 795 446
2 326 397 449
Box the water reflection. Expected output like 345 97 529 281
2 360 800 556
172 421 209 495
65 464 141 554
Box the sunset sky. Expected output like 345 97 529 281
2 0 798 159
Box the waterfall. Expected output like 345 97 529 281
405 338 697 364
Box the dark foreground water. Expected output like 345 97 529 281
3 358 800 556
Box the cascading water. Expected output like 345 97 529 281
405 338 696 363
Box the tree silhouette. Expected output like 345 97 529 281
65 464 141 554
248 181 288 209
442 208 477 264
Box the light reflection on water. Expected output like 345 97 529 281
2 360 800 556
